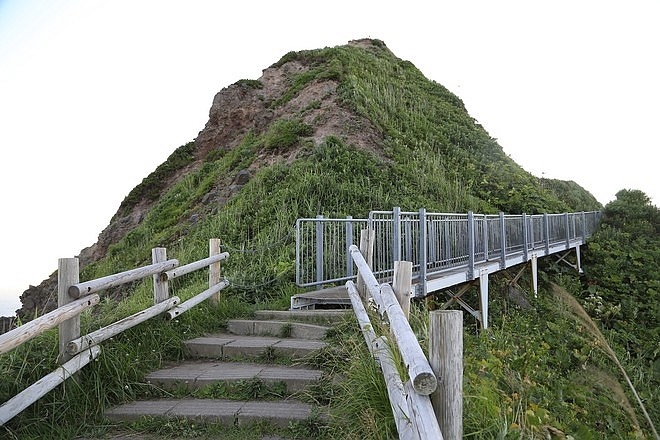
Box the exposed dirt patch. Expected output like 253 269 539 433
9 41 388 324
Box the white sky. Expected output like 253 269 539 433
0 0 658 315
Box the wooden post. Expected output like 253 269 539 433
429 310 463 440
393 261 412 319
152 247 169 304
58 258 79 364
356 229 374 300
209 238 222 305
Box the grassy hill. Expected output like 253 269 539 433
4 39 655 439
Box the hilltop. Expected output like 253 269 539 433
4 39 657 439
15 38 600 321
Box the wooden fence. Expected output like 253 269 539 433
348 240 463 440
0 239 229 426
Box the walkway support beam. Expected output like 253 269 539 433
478 269 489 329
529 254 539 298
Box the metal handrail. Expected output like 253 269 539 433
296 209 601 290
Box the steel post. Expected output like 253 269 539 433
419 208 428 297
346 216 354 278
315 215 324 289
393 206 401 266
522 213 529 261
499 212 506 269
467 211 475 280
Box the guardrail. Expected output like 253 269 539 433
347 244 463 439
296 209 601 292
0 239 229 426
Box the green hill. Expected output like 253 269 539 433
77 38 601 287
5 39 656 439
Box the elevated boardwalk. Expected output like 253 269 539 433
293 209 600 328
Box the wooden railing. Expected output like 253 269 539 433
0 239 229 426
348 241 463 440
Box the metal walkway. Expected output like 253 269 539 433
294 208 600 327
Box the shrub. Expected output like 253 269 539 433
263 119 312 151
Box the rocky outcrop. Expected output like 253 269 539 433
10 39 387 327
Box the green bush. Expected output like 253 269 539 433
262 118 312 150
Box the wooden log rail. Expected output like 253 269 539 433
0 346 101 426
349 244 437 395
346 281 443 440
68 259 180 298
0 295 99 355
0 238 228 426
349 240 464 439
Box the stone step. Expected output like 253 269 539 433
146 360 323 392
105 398 323 428
227 319 329 340
184 334 327 360
254 309 350 324
290 286 351 310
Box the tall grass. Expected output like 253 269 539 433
1 41 616 438
551 283 656 438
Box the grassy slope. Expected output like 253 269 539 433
3 41 634 439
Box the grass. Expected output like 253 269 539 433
1 40 632 439
1 267 652 439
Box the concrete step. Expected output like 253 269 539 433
227 319 330 340
105 398 323 428
184 334 327 360
146 360 323 392
254 309 350 324
290 286 351 310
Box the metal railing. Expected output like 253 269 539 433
296 216 368 287
296 209 601 292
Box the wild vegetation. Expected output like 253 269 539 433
1 40 653 439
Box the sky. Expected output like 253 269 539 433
0 0 658 316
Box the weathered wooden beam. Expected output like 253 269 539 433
0 295 99 355
209 238 223 306
152 248 169 304
356 229 375 300
66 297 180 355
161 252 228 282
345 281 377 352
58 258 80 363
350 244 437 395
68 259 179 298
380 284 437 395
346 282 417 440
429 310 463 440
165 279 230 321
0 346 101 426
403 380 445 440
350 244 380 300
393 261 412 319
